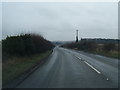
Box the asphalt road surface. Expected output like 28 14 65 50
17 46 118 88
0 44 1 90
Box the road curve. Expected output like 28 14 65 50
17 46 118 88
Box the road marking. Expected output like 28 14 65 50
75 56 101 74
84 61 101 74
106 78 109 81
76 56 82 60
74 55 109 80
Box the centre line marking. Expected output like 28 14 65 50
75 56 109 80
76 56 81 60
84 61 101 74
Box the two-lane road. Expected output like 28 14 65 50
17 46 118 88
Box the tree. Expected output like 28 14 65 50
2 34 54 56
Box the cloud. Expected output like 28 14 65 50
2 2 118 41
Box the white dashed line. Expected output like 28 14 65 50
76 56 82 60
74 55 109 80
84 61 101 74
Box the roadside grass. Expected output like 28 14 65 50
73 48 119 59
92 50 120 59
2 50 51 85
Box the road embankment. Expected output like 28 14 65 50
3 50 53 88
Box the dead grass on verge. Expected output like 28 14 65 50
2 51 51 85
88 50 119 59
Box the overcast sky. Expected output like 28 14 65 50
2 2 118 41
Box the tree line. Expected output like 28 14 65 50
2 34 54 57
61 39 119 52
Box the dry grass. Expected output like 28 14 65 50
91 50 119 59
2 51 51 85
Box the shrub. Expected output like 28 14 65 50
62 41 97 51
2 34 54 57
103 43 115 52
78 41 97 51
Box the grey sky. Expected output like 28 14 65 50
0 2 2 40
2 2 118 41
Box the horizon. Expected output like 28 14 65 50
1 33 119 42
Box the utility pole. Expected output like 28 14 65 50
76 29 78 42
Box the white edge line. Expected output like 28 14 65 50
84 61 101 74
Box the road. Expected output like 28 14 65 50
17 46 118 88
0 44 1 89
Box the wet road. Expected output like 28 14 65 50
0 62 1 90
17 46 118 88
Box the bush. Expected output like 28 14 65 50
78 41 97 51
62 41 97 51
103 43 115 52
2 34 54 57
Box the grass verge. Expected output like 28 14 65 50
73 48 119 59
91 51 120 59
2 50 51 85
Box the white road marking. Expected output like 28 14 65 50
73 54 109 81
75 55 101 74
76 56 81 60
84 61 101 74
106 78 109 81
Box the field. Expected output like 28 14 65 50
62 39 119 59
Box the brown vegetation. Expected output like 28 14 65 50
61 39 119 59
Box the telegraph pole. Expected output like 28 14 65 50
76 29 78 42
